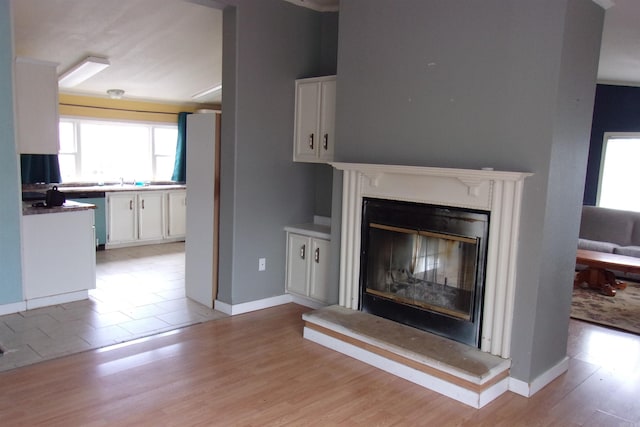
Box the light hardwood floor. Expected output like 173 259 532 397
1 303 639 426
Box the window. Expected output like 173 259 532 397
598 133 640 212
59 118 178 183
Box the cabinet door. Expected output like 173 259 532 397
23 210 96 300
318 79 336 162
138 191 164 241
286 234 310 296
107 193 137 244
293 81 320 162
309 238 330 302
15 58 60 154
167 190 187 238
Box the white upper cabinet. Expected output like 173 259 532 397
293 75 336 163
14 57 60 154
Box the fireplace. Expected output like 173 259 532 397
302 163 531 407
332 163 531 358
359 197 489 347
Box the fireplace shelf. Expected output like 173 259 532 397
302 305 512 408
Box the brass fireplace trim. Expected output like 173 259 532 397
365 288 472 321
370 223 478 244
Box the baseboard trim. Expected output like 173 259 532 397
0 301 27 316
105 238 184 250
214 294 293 316
509 356 570 397
289 294 328 310
26 290 89 310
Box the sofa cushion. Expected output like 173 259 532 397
577 238 618 253
613 246 640 258
579 206 638 247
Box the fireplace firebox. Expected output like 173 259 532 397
359 197 489 347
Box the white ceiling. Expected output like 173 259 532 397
12 0 223 105
597 0 640 86
11 0 640 107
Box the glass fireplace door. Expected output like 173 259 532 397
366 224 479 321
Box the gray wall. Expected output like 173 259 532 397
333 0 602 382
0 0 24 305
523 0 603 379
218 0 336 304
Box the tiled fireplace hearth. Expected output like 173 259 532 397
303 162 532 407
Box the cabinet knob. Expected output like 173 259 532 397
308 134 314 150
129 200 133 210
323 133 328 150
315 247 320 263
300 244 306 260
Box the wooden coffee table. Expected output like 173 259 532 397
574 249 640 296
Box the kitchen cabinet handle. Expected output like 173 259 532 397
142 199 145 209
315 247 320 263
308 133 314 150
323 133 328 150
300 244 306 260
129 200 133 210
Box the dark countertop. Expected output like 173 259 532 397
22 200 96 216
22 184 187 203
59 184 186 193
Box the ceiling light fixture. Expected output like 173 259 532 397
192 84 222 99
58 56 110 88
107 89 125 99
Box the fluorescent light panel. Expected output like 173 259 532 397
58 56 110 88
192 84 222 99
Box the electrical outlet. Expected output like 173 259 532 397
258 257 266 271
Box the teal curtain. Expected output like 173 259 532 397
20 154 61 184
171 112 191 182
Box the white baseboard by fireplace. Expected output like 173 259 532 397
213 293 329 316
508 357 570 397
214 294 293 315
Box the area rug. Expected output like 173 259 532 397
571 281 640 335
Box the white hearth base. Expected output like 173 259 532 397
303 305 511 408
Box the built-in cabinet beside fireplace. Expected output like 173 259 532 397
292 75 336 163
285 219 331 305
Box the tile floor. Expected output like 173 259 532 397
0 242 227 372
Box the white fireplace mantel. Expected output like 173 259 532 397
331 162 532 358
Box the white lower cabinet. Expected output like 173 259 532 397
107 191 165 247
166 190 187 239
22 209 96 307
286 232 330 303
138 192 164 241
107 192 137 244
308 238 330 302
